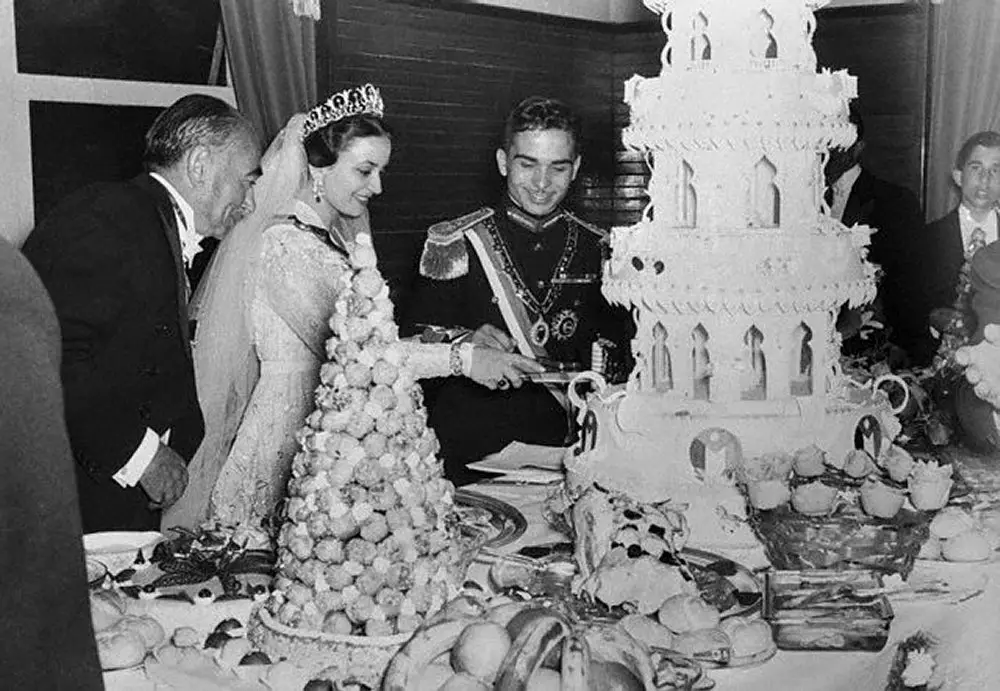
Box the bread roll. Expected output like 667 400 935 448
930 507 976 540
657 594 721 634
89 589 126 633
619 614 674 649
747 480 791 511
96 629 147 670
941 530 991 562
793 445 826 477
112 615 165 650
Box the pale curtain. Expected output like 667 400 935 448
220 0 319 144
925 0 1000 222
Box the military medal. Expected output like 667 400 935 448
551 308 579 341
486 217 580 352
530 318 550 347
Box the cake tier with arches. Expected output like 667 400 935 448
566 0 898 555
565 373 904 553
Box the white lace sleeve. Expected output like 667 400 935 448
400 339 454 380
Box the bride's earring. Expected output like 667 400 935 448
312 174 325 203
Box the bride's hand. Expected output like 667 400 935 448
468 346 545 390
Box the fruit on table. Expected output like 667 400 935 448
90 589 128 632
619 614 674 650
96 629 147 671
656 594 720 634
382 597 653 690
450 621 511 684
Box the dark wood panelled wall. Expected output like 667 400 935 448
322 1 929 305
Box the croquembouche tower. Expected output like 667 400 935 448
566 0 901 535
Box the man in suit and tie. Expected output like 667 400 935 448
827 108 927 364
924 131 1000 350
23 95 261 532
0 238 102 688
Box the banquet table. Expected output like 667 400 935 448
468 479 1000 691
103 467 1000 690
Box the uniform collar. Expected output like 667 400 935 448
503 196 564 234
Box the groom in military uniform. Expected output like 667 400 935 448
404 96 633 481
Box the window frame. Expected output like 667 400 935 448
0 0 235 246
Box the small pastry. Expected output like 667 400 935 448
793 445 826 478
843 449 875 478
746 480 791 511
860 479 906 519
881 444 916 482
909 462 954 511
791 481 837 516
941 530 991 562
657 593 721 634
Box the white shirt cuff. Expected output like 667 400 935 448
113 428 159 488
459 342 475 377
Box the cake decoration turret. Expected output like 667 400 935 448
565 0 901 554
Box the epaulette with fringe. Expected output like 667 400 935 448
418 207 494 280
565 210 609 244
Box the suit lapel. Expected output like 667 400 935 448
132 174 192 353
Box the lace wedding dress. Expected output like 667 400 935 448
210 203 453 528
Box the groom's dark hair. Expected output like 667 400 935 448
304 113 392 169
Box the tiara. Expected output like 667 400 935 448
301 83 384 140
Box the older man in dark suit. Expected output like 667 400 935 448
0 237 102 689
23 95 260 532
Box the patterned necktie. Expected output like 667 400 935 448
968 227 986 259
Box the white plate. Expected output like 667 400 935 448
84 531 164 573
466 441 566 475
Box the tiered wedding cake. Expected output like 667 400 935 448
566 0 900 551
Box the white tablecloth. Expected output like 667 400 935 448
104 479 999 690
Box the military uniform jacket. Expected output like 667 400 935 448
23 174 204 532
402 199 632 474
406 199 627 366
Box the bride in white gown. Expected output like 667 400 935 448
163 84 542 531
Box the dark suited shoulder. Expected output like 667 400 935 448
23 175 203 531
0 239 103 689
924 208 963 311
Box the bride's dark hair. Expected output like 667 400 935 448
303 113 392 168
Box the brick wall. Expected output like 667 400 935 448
321 2 929 301
324 0 616 304
814 4 930 199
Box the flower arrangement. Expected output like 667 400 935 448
885 631 938 690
